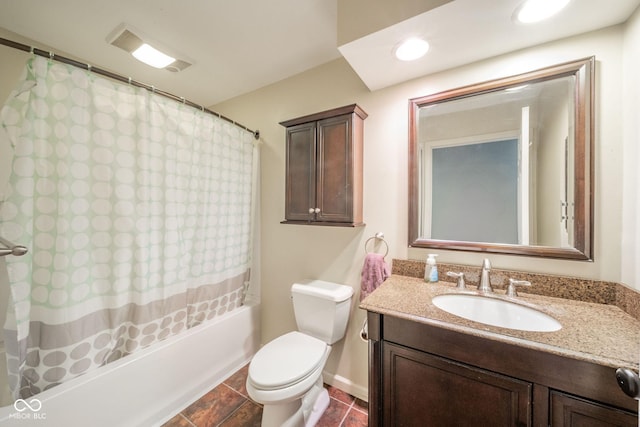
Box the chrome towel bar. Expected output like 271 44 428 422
0 235 28 257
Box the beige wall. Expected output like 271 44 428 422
622 6 640 287
213 26 630 399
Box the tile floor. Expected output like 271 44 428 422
162 364 368 427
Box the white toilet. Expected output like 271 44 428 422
246 279 354 427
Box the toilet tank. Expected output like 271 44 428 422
291 280 354 344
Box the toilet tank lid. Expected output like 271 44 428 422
291 280 354 302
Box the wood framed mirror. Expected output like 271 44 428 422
409 57 594 260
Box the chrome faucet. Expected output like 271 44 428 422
477 258 493 292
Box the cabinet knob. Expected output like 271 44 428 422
308 208 315 214
616 368 640 400
314 208 321 213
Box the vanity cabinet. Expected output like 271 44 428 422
550 392 637 426
384 342 532 426
280 104 367 226
366 312 638 427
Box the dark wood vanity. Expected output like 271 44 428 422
362 275 640 427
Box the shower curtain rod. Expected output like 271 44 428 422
0 37 260 140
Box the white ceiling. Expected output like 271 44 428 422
0 0 639 107
340 0 640 91
0 0 340 106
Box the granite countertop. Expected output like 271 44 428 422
360 275 640 371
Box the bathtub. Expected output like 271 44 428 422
0 303 260 427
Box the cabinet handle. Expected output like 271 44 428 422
308 208 315 214
314 208 321 213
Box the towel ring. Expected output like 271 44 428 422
364 233 389 258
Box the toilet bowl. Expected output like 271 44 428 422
246 280 353 427
247 332 329 402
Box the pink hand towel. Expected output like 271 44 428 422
360 253 390 301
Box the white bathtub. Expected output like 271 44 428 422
0 303 260 427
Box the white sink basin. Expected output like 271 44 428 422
432 293 561 332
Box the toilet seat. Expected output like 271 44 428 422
248 331 327 390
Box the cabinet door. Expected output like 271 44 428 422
284 122 317 221
383 342 532 427
316 114 353 223
550 391 637 426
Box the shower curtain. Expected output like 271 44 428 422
0 56 259 399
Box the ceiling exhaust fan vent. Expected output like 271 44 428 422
165 59 192 73
110 28 143 52
107 24 192 72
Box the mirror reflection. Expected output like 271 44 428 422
409 58 594 260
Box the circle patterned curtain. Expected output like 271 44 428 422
0 56 258 398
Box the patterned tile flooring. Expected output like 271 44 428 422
162 364 368 427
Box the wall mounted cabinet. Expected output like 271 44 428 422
280 104 367 227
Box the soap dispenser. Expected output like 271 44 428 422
425 254 439 283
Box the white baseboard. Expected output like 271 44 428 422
322 371 368 403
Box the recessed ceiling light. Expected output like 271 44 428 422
132 43 176 69
514 0 571 24
394 38 430 61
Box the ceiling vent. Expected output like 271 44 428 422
107 24 192 72
110 27 143 52
165 59 191 73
